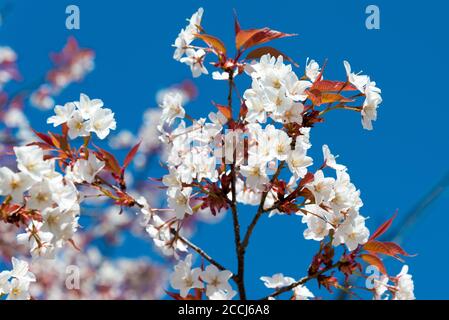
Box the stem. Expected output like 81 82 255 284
173 230 238 282
261 261 342 300
241 161 285 250
227 72 247 300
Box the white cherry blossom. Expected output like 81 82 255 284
47 102 76 127
180 48 208 78
169 254 203 298
0 167 34 202
260 273 295 289
201 265 233 298
86 107 117 139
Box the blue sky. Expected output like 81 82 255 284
2 0 449 299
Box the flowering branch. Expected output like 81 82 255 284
262 261 342 300
0 6 416 301
172 229 237 282
242 160 285 251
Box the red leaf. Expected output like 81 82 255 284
48 132 61 149
123 141 142 170
364 240 393 255
165 290 200 300
32 129 54 147
233 10 241 36
26 142 54 151
49 132 70 152
369 212 398 241
67 238 81 251
236 27 296 50
195 33 227 55
212 101 232 120
94 145 121 176
313 59 327 83
246 46 298 67
312 80 357 92
383 242 414 257
306 89 322 106
320 93 354 104
299 172 315 188
360 253 387 274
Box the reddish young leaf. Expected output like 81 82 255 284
195 33 227 55
246 46 298 67
67 238 81 251
26 142 54 151
122 141 142 170
233 10 241 36
61 123 69 138
236 27 296 51
298 172 315 188
369 212 398 241
165 290 199 300
312 80 357 92
48 132 70 153
212 101 232 120
364 240 396 256
305 89 321 106
383 242 413 257
239 100 248 119
360 253 387 274
94 145 121 176
313 59 327 83
48 132 61 149
320 93 354 104
32 129 55 147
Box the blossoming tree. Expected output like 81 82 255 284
0 7 415 300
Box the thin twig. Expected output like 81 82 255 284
173 230 238 282
261 262 341 300
227 72 247 300
241 161 285 250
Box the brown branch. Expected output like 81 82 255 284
241 161 285 250
173 230 238 282
261 261 342 300
227 72 247 300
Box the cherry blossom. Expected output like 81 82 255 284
169 254 203 298
201 265 233 298
293 285 315 300
260 273 295 289
47 102 76 127
0 6 415 302
180 48 209 78
0 167 34 203
0 257 36 300
393 265 415 300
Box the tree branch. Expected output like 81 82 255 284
227 72 247 300
173 230 238 282
261 261 342 300
241 161 285 250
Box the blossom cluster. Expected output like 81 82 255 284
47 93 116 140
0 6 415 301
260 273 314 300
30 37 95 110
301 145 369 251
0 258 36 300
159 7 414 300
374 265 415 300
0 46 19 90
169 254 235 300
0 26 174 299
0 144 80 259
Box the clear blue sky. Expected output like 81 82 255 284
2 0 449 299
